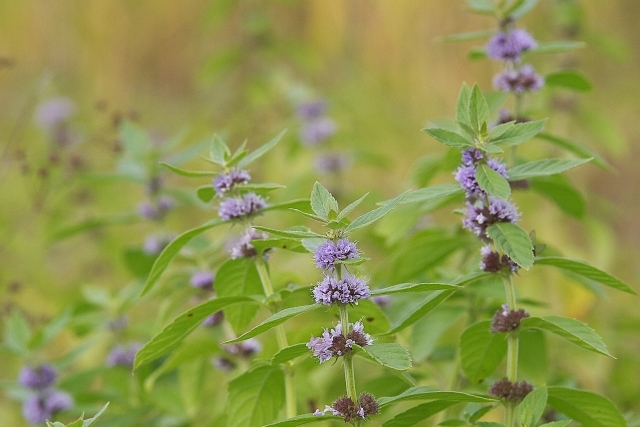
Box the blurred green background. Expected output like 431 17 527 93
1 0 639 424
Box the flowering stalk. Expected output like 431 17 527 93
503 274 519 427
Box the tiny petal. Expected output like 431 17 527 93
18 365 58 390
190 271 215 290
106 343 142 368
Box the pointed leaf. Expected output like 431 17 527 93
357 343 412 370
424 127 474 148
370 282 461 296
534 256 635 294
253 226 324 239
539 422 571 427
399 184 463 205
209 134 230 164
82 402 110 426
517 387 548 427
546 70 593 92
160 162 216 177
535 133 611 171
383 401 457 427
460 320 507 383
476 164 511 199
262 198 310 213
378 386 496 409
469 84 489 134
486 223 534 269
225 304 321 343
238 129 286 168
337 192 369 220
520 316 612 357
227 365 285 427
505 0 539 19
456 83 472 127
263 414 341 427
215 258 264 334
466 0 495 14
530 176 586 218
141 219 225 296
346 190 409 232
310 181 339 220
489 119 547 146
134 296 257 369
509 158 592 180
547 387 627 427
196 185 215 203
385 290 456 334
271 343 309 366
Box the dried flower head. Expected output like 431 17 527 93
491 304 530 333
488 377 534 402
480 245 519 273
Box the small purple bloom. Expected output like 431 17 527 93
314 153 350 174
202 311 224 327
212 356 236 372
230 228 268 259
462 198 520 238
300 118 337 146
297 100 327 120
307 321 373 363
137 201 158 220
486 29 537 61
491 304 529 333
312 273 370 306
190 271 214 290
223 338 262 358
106 343 142 368
493 64 544 94
157 195 174 212
218 192 266 221
142 233 174 255
371 295 391 309
22 389 73 424
314 239 359 270
461 148 484 166
19 364 58 390
213 169 251 196
479 245 519 273
34 97 75 129
455 158 508 200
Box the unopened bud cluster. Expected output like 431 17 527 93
314 393 379 422
488 377 534 403
491 304 530 333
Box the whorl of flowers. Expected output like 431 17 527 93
307 321 373 363
491 304 530 333
218 192 266 221
480 245 519 273
488 378 534 403
486 29 537 61
312 273 370 306
18 364 74 424
313 393 379 422
314 238 359 270
230 227 269 259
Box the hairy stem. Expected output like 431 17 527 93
503 274 519 427
255 257 296 418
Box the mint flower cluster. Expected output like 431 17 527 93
307 320 373 363
314 393 380 422
487 26 543 94
18 364 73 424
214 168 266 221
297 99 336 146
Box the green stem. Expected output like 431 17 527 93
255 257 296 418
503 274 519 427
339 303 358 401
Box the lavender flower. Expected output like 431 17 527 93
462 198 520 238
314 239 359 270
137 201 158 220
223 338 262 358
157 195 174 212
22 389 73 424
34 97 75 130
230 228 268 259
218 192 266 221
106 343 142 368
486 29 537 61
491 304 530 333
455 158 508 200
461 148 485 166
297 100 327 120
488 378 534 402
493 65 544 94
479 245 519 273
213 169 251 196
307 321 373 363
18 365 58 390
190 271 214 290
314 153 350 174
300 118 337 146
312 274 370 305
212 356 236 372
202 311 224 327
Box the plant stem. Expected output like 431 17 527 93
340 303 358 401
255 257 296 418
503 274 519 427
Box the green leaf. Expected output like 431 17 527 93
517 387 548 427
486 223 534 269
382 401 457 427
309 181 338 220
271 343 309 366
348 299 392 334
466 0 495 13
423 128 474 149
546 70 593 92
535 133 611 171
509 158 592 180
378 386 495 409
4 310 31 355
49 213 139 241
399 184 463 205
235 182 286 193
141 219 224 296
210 134 230 164
123 247 158 278
469 84 489 134
530 176 586 219
518 329 548 384
337 192 369 220
538 422 572 427
520 316 612 357
215 258 264 334
262 198 311 213
534 256 635 294
263 414 341 427
370 282 461 296
460 320 507 383
346 190 409 232
411 306 465 361
476 423 507 427
238 129 286 168
456 83 472 128
547 387 627 427
476 164 511 199
357 343 412 370
160 162 216 178
532 41 586 54
489 119 547 146
196 185 215 203
253 226 324 239
134 296 257 369
385 290 457 334
225 304 321 343
504 0 538 19
227 365 285 427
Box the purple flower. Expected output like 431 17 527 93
312 274 370 305
493 64 544 94
22 389 73 424
307 321 373 363
213 169 251 196
371 295 391 309
314 239 359 270
300 118 337 146
106 343 142 368
461 148 484 166
455 158 508 200
137 201 158 220
297 100 327 120
314 153 350 174
212 356 236 372
479 245 519 273
142 233 174 255
486 29 537 61
462 198 520 238
230 228 268 259
218 192 266 221
488 378 534 402
223 339 262 358
157 195 174 212
190 271 214 290
19 365 58 390
34 97 75 130
491 304 530 333
202 311 224 327
314 394 378 422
